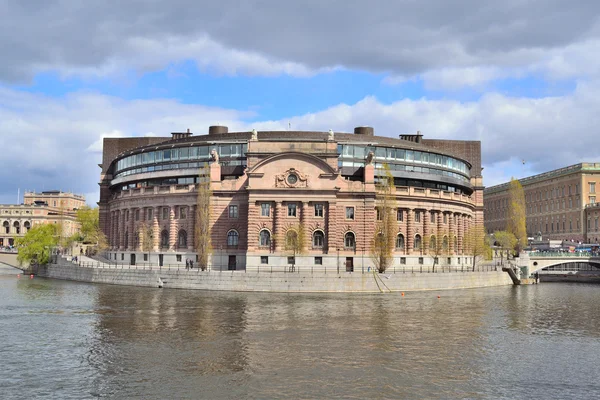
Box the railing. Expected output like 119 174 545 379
529 252 600 258
59 257 500 274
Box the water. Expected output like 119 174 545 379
2 264 600 400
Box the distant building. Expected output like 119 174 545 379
99 125 484 269
484 163 600 243
0 191 86 248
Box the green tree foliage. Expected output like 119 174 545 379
371 163 397 273
16 223 59 265
139 222 153 259
507 178 527 252
195 164 212 270
75 206 108 250
494 230 517 263
464 225 491 271
284 224 306 271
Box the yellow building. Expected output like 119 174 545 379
484 163 600 243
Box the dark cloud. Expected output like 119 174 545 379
1 0 600 81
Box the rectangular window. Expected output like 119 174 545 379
176 255 182 262
346 207 355 220
287 256 295 265
135 209 140 221
143 254 148 261
397 209 403 222
229 205 239 218
288 203 297 217
162 207 169 220
418 257 424 265
261 203 271 217
590 196 596 205
590 182 596 194
443 213 447 224
180 207 187 219
147 208 153 220
121 253 124 261
314 203 323 217
376 208 382 221
447 257 451 265
261 256 269 264
415 211 421 223
314 257 323 265
400 257 406 265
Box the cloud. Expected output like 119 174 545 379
2 78 600 205
2 1 600 87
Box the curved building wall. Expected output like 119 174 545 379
99 128 483 269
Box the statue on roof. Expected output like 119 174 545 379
251 129 258 141
328 129 335 141
210 149 219 164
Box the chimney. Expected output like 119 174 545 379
171 129 193 140
354 126 374 136
208 125 229 135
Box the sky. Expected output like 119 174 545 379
2 0 600 206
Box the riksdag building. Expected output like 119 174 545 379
99 126 483 270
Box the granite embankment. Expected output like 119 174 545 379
35 258 513 292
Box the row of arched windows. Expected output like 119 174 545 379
2 221 31 235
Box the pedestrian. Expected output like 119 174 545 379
190 260 194 269
185 259 190 270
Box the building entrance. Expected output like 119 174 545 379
345 257 354 272
228 255 237 270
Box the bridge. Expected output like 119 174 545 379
527 252 600 274
0 252 26 271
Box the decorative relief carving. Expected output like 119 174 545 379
275 168 309 188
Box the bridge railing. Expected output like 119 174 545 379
528 252 599 258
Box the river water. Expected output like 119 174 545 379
2 264 600 400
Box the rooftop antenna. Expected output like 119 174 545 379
288 121 291 130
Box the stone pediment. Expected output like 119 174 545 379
275 168 309 188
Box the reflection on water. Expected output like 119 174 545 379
2 264 600 399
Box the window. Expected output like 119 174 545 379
314 203 323 217
144 254 148 261
443 213 447 224
414 211 421 223
147 208 153 220
396 234 405 250
160 230 169 248
261 203 271 217
176 255 182 262
314 257 322 265
429 235 437 250
135 209 140 221
418 257 424 264
313 231 325 248
397 209 403 222
259 230 271 247
414 234 422 250
430 211 436 223
227 230 239 246
400 257 406 264
344 232 355 249
178 230 187 248
590 182 596 194
346 207 355 220
376 208 382 221
229 205 239 218
162 207 169 220
121 253 124 261
180 207 187 219
590 196 596 205
261 256 269 264
288 203 297 217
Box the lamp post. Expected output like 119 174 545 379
337 248 340 274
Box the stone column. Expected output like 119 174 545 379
273 202 284 251
449 212 456 255
118 210 125 250
326 202 337 253
406 208 414 254
423 209 430 255
301 201 310 250
128 208 135 250
188 205 195 251
457 214 465 255
437 211 443 251
152 206 160 251
169 206 177 251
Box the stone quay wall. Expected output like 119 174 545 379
36 258 513 293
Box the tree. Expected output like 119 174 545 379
195 164 212 270
284 223 306 271
464 225 491 271
16 224 59 266
430 230 452 272
74 206 108 252
139 222 153 263
507 178 527 252
370 163 397 273
494 230 517 264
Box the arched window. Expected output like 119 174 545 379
259 230 271 247
24 221 31 232
442 236 449 251
3 221 9 234
227 230 239 246
414 234 422 251
13 221 20 235
160 230 169 248
396 234 405 250
178 230 187 248
344 232 355 249
429 235 437 251
313 230 324 248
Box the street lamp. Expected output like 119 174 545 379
337 248 340 274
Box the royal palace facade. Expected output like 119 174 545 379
484 163 600 243
99 126 484 270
